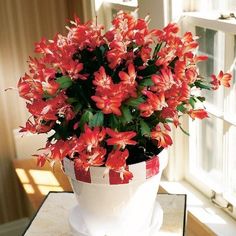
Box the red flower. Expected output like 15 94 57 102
34 154 47 167
18 74 43 100
139 91 167 117
134 18 153 46
119 63 137 97
195 55 208 62
119 63 136 86
211 71 232 90
111 11 136 33
189 109 209 120
161 107 180 127
44 140 71 160
140 46 152 62
107 41 126 69
105 149 133 181
20 117 55 134
77 125 106 152
26 92 72 121
91 94 122 116
78 147 107 170
106 128 137 149
163 23 179 35
178 82 190 102
93 66 112 89
151 69 174 92
151 124 173 148
43 79 60 95
35 37 54 55
155 47 176 67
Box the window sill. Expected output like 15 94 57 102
182 11 236 34
159 179 236 236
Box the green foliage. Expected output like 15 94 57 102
139 77 154 87
80 110 93 129
197 96 205 102
120 105 133 125
179 125 190 136
152 43 163 59
177 104 187 113
57 76 73 89
89 111 104 127
194 80 211 90
140 119 151 137
109 115 120 130
137 63 158 77
189 97 196 108
126 96 145 107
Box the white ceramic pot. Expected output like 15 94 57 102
63 150 168 236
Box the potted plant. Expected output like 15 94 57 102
18 11 231 236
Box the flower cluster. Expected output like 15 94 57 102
18 12 231 181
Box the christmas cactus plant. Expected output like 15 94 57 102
18 11 231 181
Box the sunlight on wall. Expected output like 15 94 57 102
15 168 65 196
28 170 60 186
23 184 35 194
15 168 30 183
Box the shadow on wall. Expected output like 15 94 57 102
0 0 84 225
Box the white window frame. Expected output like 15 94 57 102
180 11 236 219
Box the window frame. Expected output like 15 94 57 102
179 11 236 219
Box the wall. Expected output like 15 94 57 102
0 0 84 223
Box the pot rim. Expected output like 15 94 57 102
62 152 167 185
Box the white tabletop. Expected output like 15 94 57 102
23 192 186 236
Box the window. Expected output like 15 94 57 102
93 0 138 30
91 0 236 219
182 11 236 218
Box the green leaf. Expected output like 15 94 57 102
140 77 154 87
152 43 162 59
179 125 190 136
134 57 144 67
126 96 145 107
67 97 79 104
177 104 186 113
140 119 151 137
79 110 93 129
99 45 108 56
137 64 158 77
43 91 54 99
194 81 211 90
165 119 173 123
197 96 206 102
189 97 196 109
89 111 104 127
74 103 83 113
120 106 133 124
109 115 120 129
57 76 73 89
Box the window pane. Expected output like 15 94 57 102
192 0 235 11
225 36 236 120
196 27 224 112
227 0 236 10
227 125 236 198
189 115 224 189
